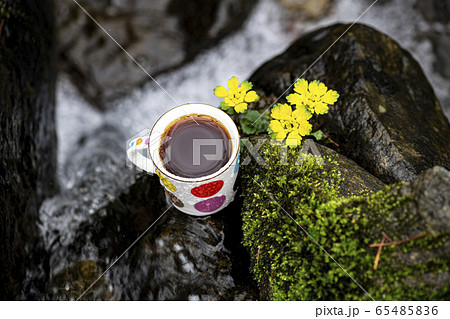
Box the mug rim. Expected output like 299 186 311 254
148 103 240 183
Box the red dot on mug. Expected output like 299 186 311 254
191 180 224 198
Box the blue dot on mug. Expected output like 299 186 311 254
234 153 240 174
194 195 226 213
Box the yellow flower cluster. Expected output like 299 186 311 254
214 76 259 113
269 79 339 147
286 79 339 115
269 103 312 147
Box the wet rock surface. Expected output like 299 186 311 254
95 182 254 300
43 177 257 300
56 0 256 110
396 166 450 237
0 0 57 299
250 23 450 184
380 166 450 290
46 260 119 301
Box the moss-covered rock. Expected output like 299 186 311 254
315 142 385 196
240 140 450 300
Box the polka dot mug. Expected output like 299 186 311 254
127 103 240 216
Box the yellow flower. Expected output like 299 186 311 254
214 76 259 113
286 79 339 115
268 103 312 148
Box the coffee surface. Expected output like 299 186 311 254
159 115 232 178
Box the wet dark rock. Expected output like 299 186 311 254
396 166 450 237
100 188 235 301
56 0 256 110
168 0 255 55
0 0 57 299
379 166 450 290
250 23 450 184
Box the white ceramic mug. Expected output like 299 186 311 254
127 103 240 216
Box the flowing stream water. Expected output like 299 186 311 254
36 0 449 300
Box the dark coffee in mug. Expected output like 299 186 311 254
159 114 232 178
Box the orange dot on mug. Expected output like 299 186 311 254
136 138 143 145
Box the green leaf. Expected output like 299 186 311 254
240 110 269 135
220 102 230 110
310 130 323 141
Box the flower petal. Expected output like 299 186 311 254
275 129 287 141
240 81 253 93
292 105 312 121
297 120 312 136
228 76 239 91
272 103 292 120
270 104 282 120
313 102 329 115
244 90 259 103
293 78 309 96
269 120 283 133
286 131 302 147
286 93 304 106
279 103 293 119
322 89 339 104
315 82 328 96
214 86 228 97
234 102 248 113
308 81 320 96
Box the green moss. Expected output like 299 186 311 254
240 141 450 300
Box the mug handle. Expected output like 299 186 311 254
127 136 155 173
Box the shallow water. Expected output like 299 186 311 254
37 0 450 300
